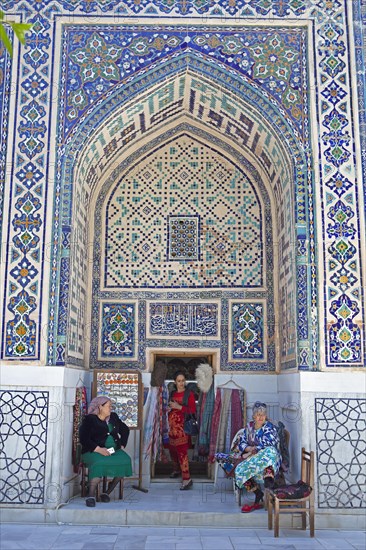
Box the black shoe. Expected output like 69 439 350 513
100 493 110 503
169 471 180 478
85 497 96 507
180 479 193 490
254 489 264 504
264 477 275 490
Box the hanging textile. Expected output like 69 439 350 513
161 383 170 447
208 388 222 462
194 383 215 458
208 387 246 462
231 390 244 442
216 389 231 454
72 386 87 473
142 386 159 459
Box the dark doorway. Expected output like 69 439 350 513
152 354 213 480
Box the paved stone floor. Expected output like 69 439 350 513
0 524 365 550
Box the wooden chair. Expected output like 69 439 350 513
267 448 315 537
80 463 124 501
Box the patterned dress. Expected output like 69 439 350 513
168 390 196 481
234 420 281 490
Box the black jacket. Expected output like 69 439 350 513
79 412 130 454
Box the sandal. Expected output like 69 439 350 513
169 471 180 479
180 479 193 490
85 497 96 507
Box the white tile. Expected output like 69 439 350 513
229 536 263 548
201 536 234 549
113 536 147 549
317 539 355 549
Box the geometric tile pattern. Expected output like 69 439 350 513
0 391 49 504
99 302 136 359
168 215 200 262
90 127 276 372
1 0 364 372
315 398 366 508
148 302 219 338
230 302 265 361
105 136 263 288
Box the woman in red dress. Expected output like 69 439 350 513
168 371 196 490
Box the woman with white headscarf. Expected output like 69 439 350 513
79 396 132 507
235 401 281 513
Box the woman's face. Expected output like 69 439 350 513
253 410 266 428
99 400 112 417
175 374 186 391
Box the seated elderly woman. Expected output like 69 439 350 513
79 396 133 507
235 401 281 513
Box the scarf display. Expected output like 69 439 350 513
208 387 246 462
72 386 87 472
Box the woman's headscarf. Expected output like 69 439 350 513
252 400 267 417
88 396 111 420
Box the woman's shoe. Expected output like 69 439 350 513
100 493 110 503
180 479 193 490
169 471 180 478
85 497 96 507
241 504 254 513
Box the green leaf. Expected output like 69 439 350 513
0 24 13 57
11 22 32 45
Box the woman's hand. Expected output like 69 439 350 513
244 446 256 454
94 446 110 456
169 401 182 410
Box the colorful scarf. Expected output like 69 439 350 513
208 388 222 462
231 389 244 443
72 386 87 472
143 387 159 459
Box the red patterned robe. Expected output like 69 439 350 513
168 390 196 480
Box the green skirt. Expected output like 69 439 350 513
82 449 133 479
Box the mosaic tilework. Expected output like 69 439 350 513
230 302 265 361
147 302 219 338
58 46 304 368
55 40 305 368
168 216 200 262
89 126 276 371
62 26 307 138
315 398 366 508
99 302 136 360
105 135 263 289
0 43 11 243
0 391 49 504
1 0 364 371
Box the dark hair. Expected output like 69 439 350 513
173 370 186 381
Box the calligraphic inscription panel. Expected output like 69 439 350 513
95 371 141 428
147 301 220 338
